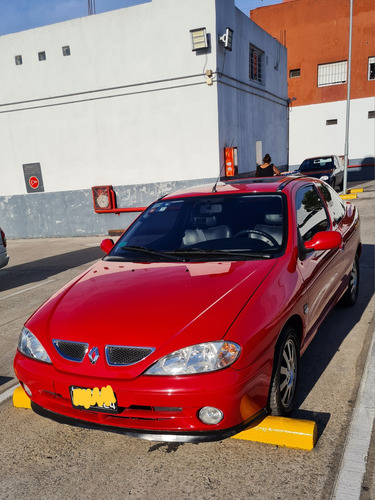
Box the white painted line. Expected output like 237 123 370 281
0 384 20 404
332 329 375 500
0 279 55 301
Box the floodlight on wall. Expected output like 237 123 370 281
219 27 234 51
190 27 209 51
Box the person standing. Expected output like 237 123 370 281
255 154 280 177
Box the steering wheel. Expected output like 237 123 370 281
234 229 279 248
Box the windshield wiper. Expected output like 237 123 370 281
108 245 184 262
168 248 272 259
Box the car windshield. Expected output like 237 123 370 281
106 193 286 262
299 157 334 172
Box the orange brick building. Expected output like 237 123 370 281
250 0 374 175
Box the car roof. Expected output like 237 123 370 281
301 155 336 161
162 175 308 199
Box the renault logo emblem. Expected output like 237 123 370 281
88 347 100 364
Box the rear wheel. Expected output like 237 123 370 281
268 327 300 416
340 256 359 307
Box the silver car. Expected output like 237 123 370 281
0 227 9 269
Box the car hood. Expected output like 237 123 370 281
299 168 334 176
27 259 276 377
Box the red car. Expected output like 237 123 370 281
14 176 361 442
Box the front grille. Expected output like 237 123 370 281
53 340 88 362
105 345 154 366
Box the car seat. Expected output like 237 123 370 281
182 216 232 246
254 213 283 245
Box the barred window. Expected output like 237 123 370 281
249 45 264 84
318 61 347 87
368 57 375 80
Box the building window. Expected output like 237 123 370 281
15 55 23 65
368 57 375 80
289 68 301 78
249 45 264 84
62 46 71 56
318 61 347 87
38 51 46 61
369 111 375 119
326 119 338 125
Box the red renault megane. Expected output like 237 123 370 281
14 176 361 442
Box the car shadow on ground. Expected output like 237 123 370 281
0 246 103 293
294 242 374 437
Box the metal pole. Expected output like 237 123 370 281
343 0 353 194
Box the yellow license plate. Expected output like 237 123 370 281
70 385 118 413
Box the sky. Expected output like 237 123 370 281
0 0 282 37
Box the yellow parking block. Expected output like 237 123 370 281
231 415 317 451
347 188 364 194
13 386 31 409
340 193 357 200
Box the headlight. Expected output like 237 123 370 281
18 327 52 364
145 341 240 375
320 175 329 181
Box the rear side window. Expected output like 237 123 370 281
296 185 329 241
318 183 346 224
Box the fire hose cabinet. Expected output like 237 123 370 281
92 186 116 211
225 147 238 177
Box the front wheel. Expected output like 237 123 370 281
340 255 359 307
268 327 300 416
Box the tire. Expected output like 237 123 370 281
268 327 300 416
340 256 359 307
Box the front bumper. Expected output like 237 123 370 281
14 350 272 442
31 402 266 442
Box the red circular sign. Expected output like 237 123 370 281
29 176 39 189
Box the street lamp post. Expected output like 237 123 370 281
343 0 353 194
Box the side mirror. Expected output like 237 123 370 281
304 231 342 252
100 238 115 254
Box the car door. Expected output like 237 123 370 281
294 183 343 343
317 182 358 293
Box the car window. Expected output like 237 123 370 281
296 185 329 242
110 193 287 261
299 157 333 172
318 183 346 224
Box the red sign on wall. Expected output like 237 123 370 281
29 176 40 189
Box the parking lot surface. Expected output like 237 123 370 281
0 181 374 500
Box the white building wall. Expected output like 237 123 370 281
0 0 221 197
289 96 375 168
0 0 287 237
